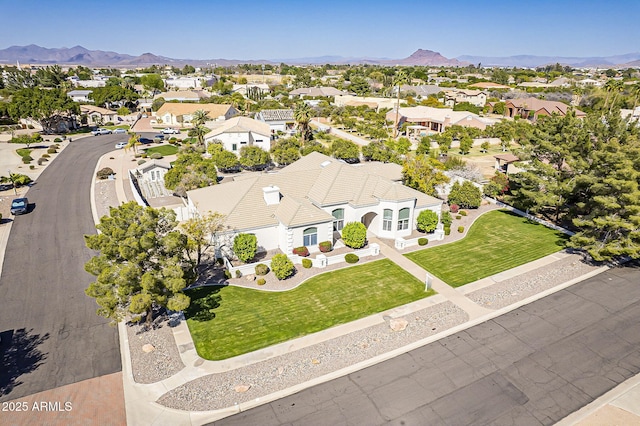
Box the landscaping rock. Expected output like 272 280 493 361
389 318 408 332
245 274 255 281
311 358 321 365
142 344 155 353
234 384 251 393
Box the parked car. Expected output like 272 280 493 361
154 134 165 141
10 198 29 215
91 128 112 136
115 142 127 149
113 128 127 134
139 137 153 144
162 128 179 134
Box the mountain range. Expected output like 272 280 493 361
1 44 639 68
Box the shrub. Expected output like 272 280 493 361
37 158 47 165
293 246 309 257
302 258 312 268
341 222 367 249
22 155 33 164
418 237 428 246
345 253 360 264
141 153 148 158
137 159 146 165
257 278 266 285
456 215 462 220
416 210 438 233
41 153 50 158
47 148 57 154
441 211 452 227
450 204 459 213
29 165 35 170
97 167 114 179
459 210 467 216
224 270 232 279
150 153 163 160
11 174 31 186
53 144 60 149
458 226 465 233
448 181 482 209
255 263 269 276
54 137 62 142
319 241 332 253
235 270 242 278
233 233 257 263
444 227 451 236
271 254 294 280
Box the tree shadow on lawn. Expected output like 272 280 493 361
184 286 224 322
496 209 570 248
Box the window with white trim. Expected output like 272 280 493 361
332 208 344 231
397 208 410 230
383 209 393 231
303 227 317 246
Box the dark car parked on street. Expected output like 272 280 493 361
10 197 29 215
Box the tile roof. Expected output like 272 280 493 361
80 104 115 115
256 109 295 122
187 152 441 231
506 97 585 117
206 116 271 138
289 87 347 97
155 103 235 118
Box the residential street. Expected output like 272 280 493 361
0 134 128 401
215 263 640 426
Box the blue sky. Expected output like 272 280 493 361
1 0 639 60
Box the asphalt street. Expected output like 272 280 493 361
0 133 135 401
215 263 640 426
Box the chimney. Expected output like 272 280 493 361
263 185 280 205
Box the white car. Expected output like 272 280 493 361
92 128 112 136
115 142 127 149
113 128 127 134
162 128 179 134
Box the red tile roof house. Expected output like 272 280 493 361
504 97 586 122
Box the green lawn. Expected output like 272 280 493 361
405 209 568 287
185 258 434 360
143 145 178 156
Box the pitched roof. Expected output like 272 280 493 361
256 109 294 122
289 87 347 97
506 97 585 117
393 106 495 125
468 82 511 90
156 90 209 101
187 152 441 231
80 104 114 115
206 116 271 138
155 103 235 118
136 160 172 173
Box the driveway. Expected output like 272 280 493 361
0 133 129 401
215 263 640 425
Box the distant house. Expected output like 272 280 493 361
67 90 93 102
80 105 118 125
442 88 487 108
468 82 511 90
503 97 586 121
185 152 442 254
232 83 270 96
398 84 442 99
154 103 238 126
204 116 271 155
164 77 203 90
156 90 209 102
289 87 347 97
254 109 295 134
386 106 496 136
134 160 173 199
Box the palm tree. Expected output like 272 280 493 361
393 70 409 138
602 79 624 113
629 83 640 114
125 132 140 154
608 80 625 114
190 110 210 147
294 102 313 142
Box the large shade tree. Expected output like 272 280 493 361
84 202 194 325
8 87 79 133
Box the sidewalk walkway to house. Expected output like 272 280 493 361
89 146 640 425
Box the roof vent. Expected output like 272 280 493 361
320 160 331 168
262 185 280 205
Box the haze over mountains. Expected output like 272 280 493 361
1 44 639 68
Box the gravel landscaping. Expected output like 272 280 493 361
467 253 601 309
157 301 468 411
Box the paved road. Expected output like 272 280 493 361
0 133 133 401
215 263 640 426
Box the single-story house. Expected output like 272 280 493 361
154 103 238 126
254 109 295 134
156 90 210 102
164 77 203 90
232 83 270 96
80 105 119 125
503 97 586 122
67 90 93 102
290 87 348 97
386 106 496 136
186 152 442 254
468 82 511 90
204 116 271 154
134 160 173 199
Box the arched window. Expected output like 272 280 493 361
382 209 393 231
332 208 344 231
397 208 410 230
303 227 317 246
